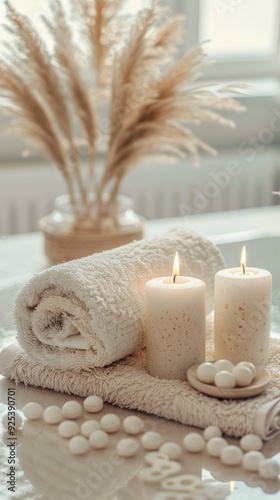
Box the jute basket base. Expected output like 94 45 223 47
39 216 145 265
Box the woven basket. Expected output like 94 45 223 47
39 215 144 264
38 194 145 264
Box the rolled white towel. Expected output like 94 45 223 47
14 228 224 369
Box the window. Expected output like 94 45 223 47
0 0 39 43
1 0 280 162
166 0 280 154
199 0 279 58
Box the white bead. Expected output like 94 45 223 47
83 395 103 413
215 371 236 389
141 431 163 451
159 442 183 460
89 430 109 449
197 362 217 384
206 437 228 457
242 451 265 471
259 458 280 479
69 435 90 455
43 406 63 425
139 461 182 483
203 426 222 441
183 433 205 453
144 452 170 465
214 359 234 372
117 438 139 457
80 420 100 438
152 494 200 500
162 473 202 491
232 366 253 387
100 413 121 433
236 361 256 378
221 445 243 466
152 494 195 500
2 410 23 430
123 415 143 435
240 434 263 452
22 402 43 420
58 420 80 438
62 401 82 419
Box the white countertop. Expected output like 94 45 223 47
1 205 280 284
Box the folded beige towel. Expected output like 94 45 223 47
14 229 224 370
1 330 280 440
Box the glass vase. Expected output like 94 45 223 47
38 194 144 264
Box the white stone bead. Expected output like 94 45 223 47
2 410 23 430
144 452 170 465
80 420 100 438
141 431 163 451
203 426 222 441
100 413 121 433
117 438 139 457
89 430 109 449
240 434 263 452
83 395 103 413
159 442 183 460
22 402 43 420
43 406 63 425
214 359 234 373
152 493 201 500
139 461 182 483
69 435 90 455
58 420 80 438
197 362 217 384
162 473 202 491
206 437 228 458
258 459 280 479
232 366 253 387
183 433 205 453
220 445 243 466
215 371 236 389
242 451 265 471
62 401 82 419
123 415 143 435
236 361 256 378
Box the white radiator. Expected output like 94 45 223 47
1 149 280 235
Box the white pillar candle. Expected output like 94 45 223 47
214 246 272 365
145 252 206 380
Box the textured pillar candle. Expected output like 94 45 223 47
145 253 206 380
214 246 272 365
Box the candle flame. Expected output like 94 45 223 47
241 245 246 274
172 251 180 282
230 481 235 493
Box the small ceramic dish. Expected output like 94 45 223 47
187 365 271 399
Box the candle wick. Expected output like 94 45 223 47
242 263 245 275
173 275 176 283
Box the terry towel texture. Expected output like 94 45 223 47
1 330 280 440
14 228 224 370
